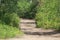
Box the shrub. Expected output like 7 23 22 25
35 0 60 30
0 0 22 38
0 23 22 39
0 0 19 21
17 0 38 19
0 0 20 27
2 13 20 27
17 0 31 18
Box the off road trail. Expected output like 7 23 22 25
5 19 60 40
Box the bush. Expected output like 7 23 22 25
17 0 31 18
35 0 60 30
0 0 22 38
0 23 22 39
0 0 19 20
0 0 18 13
2 13 20 27
17 0 38 19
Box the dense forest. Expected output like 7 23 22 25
0 0 60 38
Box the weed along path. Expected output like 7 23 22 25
6 19 60 40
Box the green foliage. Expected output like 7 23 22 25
0 0 22 38
0 23 22 39
0 0 18 19
0 0 20 27
17 0 38 19
17 0 31 18
2 13 20 27
36 0 60 30
0 0 18 13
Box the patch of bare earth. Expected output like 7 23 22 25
3 18 60 40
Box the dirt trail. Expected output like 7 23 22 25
5 19 60 40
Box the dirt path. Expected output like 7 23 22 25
6 19 60 40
